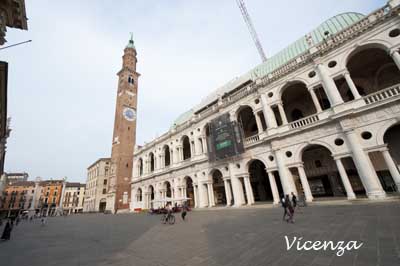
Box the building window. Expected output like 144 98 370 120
52 197 56 203
102 188 107 194
103 179 107 185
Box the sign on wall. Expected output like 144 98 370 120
207 113 244 162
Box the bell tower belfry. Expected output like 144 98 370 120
106 34 139 212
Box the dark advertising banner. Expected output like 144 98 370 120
207 113 244 161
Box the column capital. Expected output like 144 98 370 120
390 48 399 57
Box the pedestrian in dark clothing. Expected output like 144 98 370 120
16 216 20 226
285 194 294 223
1 220 12 240
181 202 188 221
281 195 287 221
291 192 297 209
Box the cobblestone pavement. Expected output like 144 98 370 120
0 201 399 266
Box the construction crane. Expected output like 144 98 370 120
236 0 267 62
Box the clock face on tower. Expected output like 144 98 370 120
123 107 136 121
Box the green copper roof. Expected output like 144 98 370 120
171 12 365 128
170 109 194 129
126 33 136 49
251 12 365 79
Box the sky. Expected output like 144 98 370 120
1 0 385 183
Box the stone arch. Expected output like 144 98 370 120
184 176 195 207
377 118 400 146
277 78 310 98
181 135 191 160
236 105 258 138
148 152 155 172
280 80 317 122
163 180 172 198
294 140 336 163
345 42 400 96
343 41 391 67
163 145 171 167
136 187 143 202
210 169 226 205
137 157 143 176
247 158 277 202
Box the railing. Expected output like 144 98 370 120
364 84 400 104
289 114 320 129
244 134 260 146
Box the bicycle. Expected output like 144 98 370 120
161 213 175 224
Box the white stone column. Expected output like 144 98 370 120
230 176 245 206
334 158 356 199
223 179 232 206
179 146 184 161
277 102 288 124
266 170 280 204
243 175 255 205
198 183 208 207
381 149 400 190
308 87 323 113
207 183 215 207
275 150 298 196
344 130 386 199
254 111 264 133
297 165 314 202
202 136 207 154
260 94 277 128
315 63 344 106
391 50 400 71
343 71 361 99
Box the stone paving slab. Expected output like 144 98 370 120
0 201 399 266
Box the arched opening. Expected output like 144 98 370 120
384 124 400 164
281 82 317 122
185 177 195 207
164 145 170 167
98 199 106 212
346 46 400 96
237 106 258 138
212 169 226 205
138 158 143 176
182 136 191 160
148 185 155 208
369 123 400 192
302 145 364 198
148 185 155 200
165 181 172 198
248 160 273 202
137 188 142 202
149 153 155 172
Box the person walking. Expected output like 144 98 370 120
1 219 12 240
281 195 287 221
285 194 294 223
291 192 297 210
181 201 188 221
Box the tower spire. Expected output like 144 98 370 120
126 32 135 49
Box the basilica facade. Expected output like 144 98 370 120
131 1 400 210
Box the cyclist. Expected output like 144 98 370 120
166 203 173 222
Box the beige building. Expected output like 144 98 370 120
84 158 111 212
63 182 85 214
131 1 400 210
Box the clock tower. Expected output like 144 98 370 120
107 35 139 212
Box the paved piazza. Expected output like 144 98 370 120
1 201 400 266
